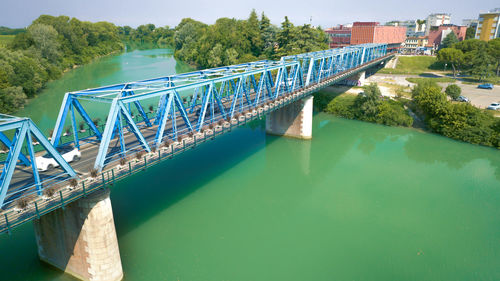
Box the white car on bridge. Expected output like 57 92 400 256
36 145 81 171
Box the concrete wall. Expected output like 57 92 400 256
34 188 123 281
384 56 398 69
350 22 406 45
335 71 366 86
373 26 407 44
265 96 313 139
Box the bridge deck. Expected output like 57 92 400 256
0 53 394 235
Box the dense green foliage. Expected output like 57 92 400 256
0 35 14 47
0 26 25 35
438 38 500 81
445 84 461 100
437 48 463 78
412 81 499 148
0 15 124 113
465 27 476 40
118 24 174 46
173 11 328 68
325 84 413 127
440 32 459 49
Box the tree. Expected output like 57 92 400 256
452 39 488 72
465 27 476 40
411 81 447 119
246 9 263 57
445 84 461 100
207 43 223 67
355 83 382 122
0 86 26 113
28 23 61 63
260 12 277 59
453 39 488 53
1 15 124 112
277 16 294 55
437 48 463 78
411 80 499 148
440 32 459 49
488 38 500 76
469 47 495 80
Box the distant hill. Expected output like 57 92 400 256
0 26 25 35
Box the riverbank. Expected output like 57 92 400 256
14 47 193 136
0 15 126 114
315 81 500 149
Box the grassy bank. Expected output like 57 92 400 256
406 77 456 84
378 56 445 75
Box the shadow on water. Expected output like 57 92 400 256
0 119 279 281
0 110 499 281
110 120 279 235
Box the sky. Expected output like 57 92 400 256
0 0 498 28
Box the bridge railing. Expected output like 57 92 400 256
50 44 388 172
0 115 76 208
0 49 393 234
1 45 389 203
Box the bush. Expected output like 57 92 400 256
412 81 499 148
43 186 58 197
69 178 78 187
376 100 413 127
325 84 414 127
16 195 34 209
89 168 98 178
445 84 461 100
135 151 145 160
325 94 357 119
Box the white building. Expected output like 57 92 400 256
462 19 479 27
425 13 451 35
386 20 426 37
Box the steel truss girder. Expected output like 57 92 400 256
0 115 76 208
51 44 387 171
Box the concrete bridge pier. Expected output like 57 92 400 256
338 71 366 86
265 96 313 139
33 188 123 281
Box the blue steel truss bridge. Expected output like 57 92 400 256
0 43 393 235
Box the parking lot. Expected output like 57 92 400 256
453 83 500 109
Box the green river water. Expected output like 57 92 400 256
1 48 500 281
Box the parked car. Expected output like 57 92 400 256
487 103 500 110
36 145 81 171
478 83 494 89
279 78 294 88
457 96 469 102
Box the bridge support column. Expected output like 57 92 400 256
266 96 313 139
335 71 366 86
33 188 123 281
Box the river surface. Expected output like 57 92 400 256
2 48 500 281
